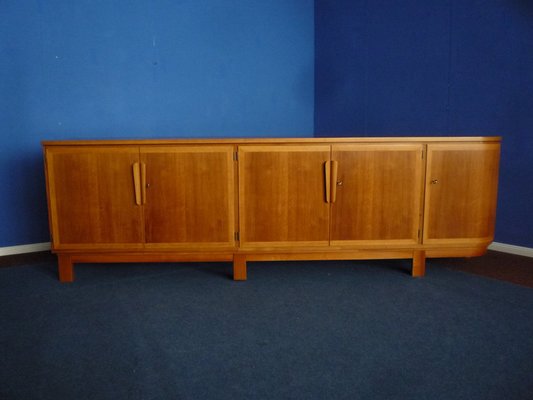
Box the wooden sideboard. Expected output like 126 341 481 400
43 137 500 282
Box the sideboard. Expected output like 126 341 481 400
42 136 500 282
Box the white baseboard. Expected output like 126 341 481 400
0 242 51 257
0 241 531 258
488 242 533 258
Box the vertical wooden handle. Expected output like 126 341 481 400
141 162 147 205
325 161 331 203
133 163 141 206
331 160 338 203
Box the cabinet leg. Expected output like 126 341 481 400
233 254 247 281
412 250 426 277
58 254 74 283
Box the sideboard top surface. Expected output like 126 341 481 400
42 136 501 147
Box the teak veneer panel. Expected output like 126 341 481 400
141 146 235 248
423 143 500 245
330 144 424 245
238 145 331 247
45 146 144 248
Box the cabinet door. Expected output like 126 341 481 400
330 144 424 246
141 146 235 248
45 146 144 249
423 143 500 245
239 145 330 248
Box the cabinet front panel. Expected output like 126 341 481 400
423 143 500 244
46 147 144 248
331 144 424 245
141 146 235 247
239 145 330 247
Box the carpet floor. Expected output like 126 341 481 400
1 259 532 400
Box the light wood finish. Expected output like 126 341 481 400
233 254 247 281
43 136 500 146
141 162 147 205
58 254 74 282
45 146 144 248
238 145 331 248
133 163 142 205
70 252 233 263
412 250 426 277
423 143 500 245
425 247 487 258
330 144 424 245
43 137 500 282
330 160 339 203
325 161 331 203
140 146 235 247
244 250 413 261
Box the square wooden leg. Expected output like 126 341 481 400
412 250 426 277
233 254 247 281
58 254 74 283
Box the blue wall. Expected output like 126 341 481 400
315 0 533 248
2 1 532 249
0 0 314 247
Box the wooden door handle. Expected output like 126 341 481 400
133 163 141 205
331 160 338 203
141 162 147 204
325 161 331 203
